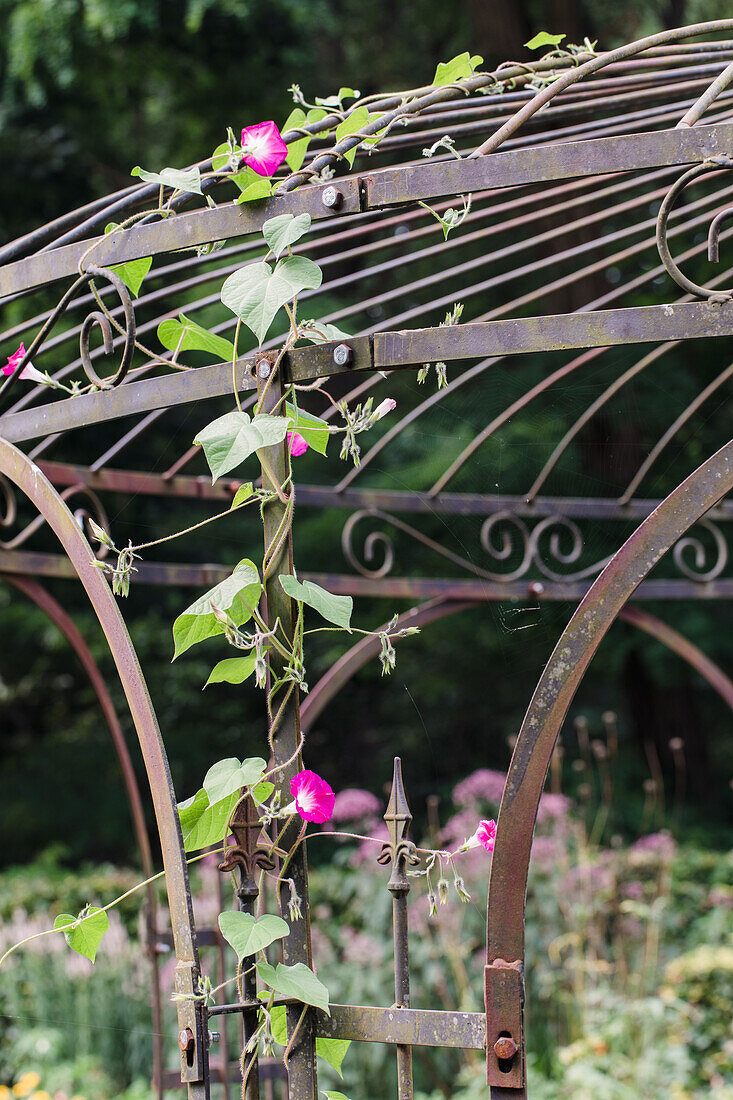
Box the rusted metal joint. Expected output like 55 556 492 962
178 1026 195 1059
493 1034 518 1061
332 343 353 367
321 185 343 210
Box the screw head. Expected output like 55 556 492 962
178 1027 195 1054
258 358 272 379
321 186 343 209
333 343 353 367
208 1031 221 1045
493 1035 518 1061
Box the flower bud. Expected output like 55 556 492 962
374 398 397 420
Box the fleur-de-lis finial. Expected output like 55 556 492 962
378 756 420 893
218 793 275 901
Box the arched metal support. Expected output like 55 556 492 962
0 573 165 1100
300 597 477 730
486 439 733 1097
619 604 733 711
0 438 208 1099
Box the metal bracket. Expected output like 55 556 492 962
485 957 524 1089
174 960 207 1083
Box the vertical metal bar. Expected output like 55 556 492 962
378 757 420 1100
215 871 232 1100
256 358 318 1100
219 795 277 1100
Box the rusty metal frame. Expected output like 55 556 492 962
1 23 733 1100
0 440 208 1097
0 573 167 1100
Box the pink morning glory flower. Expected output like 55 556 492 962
291 769 335 824
475 819 497 852
287 430 309 457
240 121 288 177
2 343 46 384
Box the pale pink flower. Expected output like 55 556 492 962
475 818 497 852
291 769 335 823
374 398 397 420
331 787 381 823
3 342 45 383
287 430 309 456
240 121 288 177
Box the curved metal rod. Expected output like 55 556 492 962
677 57 733 127
471 20 733 158
300 596 733 737
0 572 164 1100
525 251 733 502
619 604 733 709
656 159 733 300
0 437 207 1097
337 185 733 495
486 438 733 1096
300 597 476 730
619 359 733 502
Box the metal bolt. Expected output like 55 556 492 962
333 343 353 367
258 358 272 379
208 1031 220 1045
321 186 343 210
528 581 544 597
493 1035 518 1061
178 1027 195 1054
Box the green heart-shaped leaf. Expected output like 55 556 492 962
257 961 330 1015
263 213 312 259
54 907 109 963
221 256 322 344
219 912 289 960
279 576 352 631
204 757 266 804
132 165 202 195
285 403 329 455
158 314 235 362
195 411 290 482
204 654 258 688
525 31 566 50
172 559 261 658
432 52 483 87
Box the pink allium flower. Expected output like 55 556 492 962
240 121 288 177
287 430 309 457
452 768 506 808
2 342 41 381
475 818 497 852
291 769 335 824
331 788 381 823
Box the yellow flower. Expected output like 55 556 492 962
0 1087 12 1099
30 1092 51 1100
13 1074 41 1097
70 1095 87 1100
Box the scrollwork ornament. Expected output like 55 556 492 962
80 265 136 389
656 157 733 301
672 518 728 582
480 511 533 581
0 484 111 554
0 475 17 531
529 514 611 583
342 510 395 578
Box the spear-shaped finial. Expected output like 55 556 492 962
378 756 420 893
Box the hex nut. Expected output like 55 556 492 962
258 359 272 379
321 186 343 209
333 343 353 367
493 1035 518 1061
